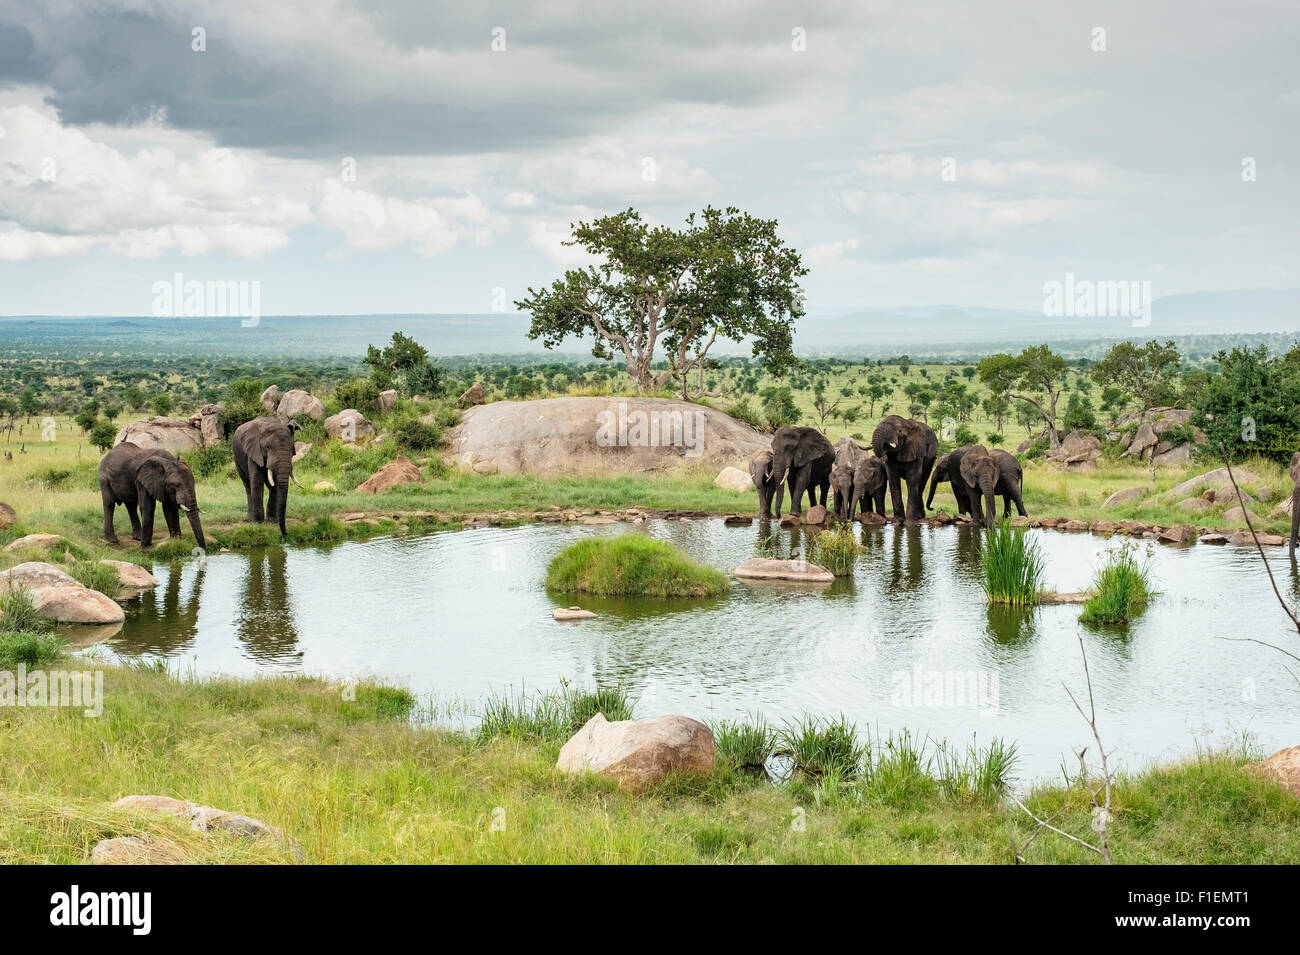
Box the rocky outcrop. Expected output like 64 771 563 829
276 389 326 421
378 389 398 414
714 466 753 492
192 404 225 445
114 416 207 455
260 385 282 411
109 794 303 858
1047 430 1101 469
1101 486 1147 509
1115 407 1204 467
1178 497 1212 513
1164 467 1263 502
0 562 125 624
292 441 312 462
324 409 376 443
556 714 716 794
1157 524 1196 545
733 558 834 583
447 397 770 476
457 382 486 408
355 456 424 494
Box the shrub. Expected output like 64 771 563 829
713 716 776 768
334 376 380 412
0 587 49 634
0 631 65 668
981 521 1045 605
778 714 866 779
545 535 729 598
70 562 122 600
393 416 441 452
186 441 233 478
1081 540 1156 624
726 398 767 432
807 525 862 577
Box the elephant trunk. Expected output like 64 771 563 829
925 468 941 510
187 509 207 553
982 478 997 528
273 480 289 537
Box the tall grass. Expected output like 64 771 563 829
0 587 48 634
712 715 776 768
778 714 867 779
476 682 634 743
807 525 862 577
545 534 729 598
980 521 1045 605
69 561 122 599
1080 540 1157 624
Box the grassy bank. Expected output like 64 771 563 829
546 535 730 598
1 656 1297 864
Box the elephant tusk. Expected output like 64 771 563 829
291 474 306 490
179 504 190 512
267 468 276 487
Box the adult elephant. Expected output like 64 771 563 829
98 442 206 551
960 447 1028 527
830 437 864 520
1289 451 1300 556
233 417 304 537
925 445 977 515
770 426 834 516
871 415 938 523
749 448 785 520
849 456 888 521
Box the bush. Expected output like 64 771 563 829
1081 540 1156 624
545 535 729 598
981 521 1045 605
334 376 380 412
807 525 862 577
186 441 233 478
0 631 65 668
778 715 865 779
726 398 767 432
0 587 49 634
713 716 775 768
393 416 441 452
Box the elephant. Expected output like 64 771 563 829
749 448 786 519
830 437 865 520
770 426 834 516
925 445 977 515
233 416 305 537
959 447 1028 527
871 415 938 523
849 456 888 521
1289 451 1300 556
98 442 206 551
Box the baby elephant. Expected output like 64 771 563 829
98 442 206 551
958 447 1027 527
849 456 888 521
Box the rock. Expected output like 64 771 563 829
1198 533 1230 544
1090 520 1119 535
114 416 205 456
193 404 225 445
1269 498 1294 519
801 504 828 525
1213 484 1253 506
1007 515 1030 527
733 558 834 583
324 409 376 443
582 516 618 525
1164 467 1263 501
1065 459 1099 472
0 501 14 531
1178 497 1212 514
378 389 398 414
556 713 716 794
714 466 753 492
1016 438 1034 453
553 607 596 621
1118 520 1152 536
100 560 158 590
0 562 125 624
1102 486 1147 509
1038 591 1095 604
1062 520 1089 532
1122 422 1158 458
1158 524 1196 545
722 514 753 525
260 384 282 411
457 382 486 408
858 511 888 525
1222 506 1262 525
313 481 337 493
778 514 800 527
1152 443 1194 468
1251 485 1277 502
288 441 312 463
447 397 770 476
91 836 186 866
110 795 302 857
1049 430 1102 463
1248 746 1300 798
1228 531 1285 547
2 533 61 552
336 512 366 522
276 389 326 421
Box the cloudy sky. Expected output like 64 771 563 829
0 0 1296 317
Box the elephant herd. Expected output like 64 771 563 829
749 415 1028 527
98 416 304 551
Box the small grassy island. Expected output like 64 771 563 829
546 535 730 598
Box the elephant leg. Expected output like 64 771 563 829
1290 487 1299 556
874 490 887 517
125 502 142 540
239 468 255 522
101 486 119 544
887 472 905 523
791 469 810 515
819 480 829 508
163 501 181 538
249 469 266 523
139 495 156 549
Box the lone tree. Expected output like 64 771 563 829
978 345 1068 446
517 207 807 396
1089 340 1182 412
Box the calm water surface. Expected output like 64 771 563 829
101 519 1300 782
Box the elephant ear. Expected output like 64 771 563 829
136 458 167 499
959 454 979 486
246 432 268 467
892 423 921 463
286 420 302 435
792 433 829 468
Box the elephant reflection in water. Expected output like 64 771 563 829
236 549 301 663
118 561 206 657
885 525 926 593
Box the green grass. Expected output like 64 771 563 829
778 714 867 779
981 522 1046 605
69 560 122 600
1080 540 1157 625
545 534 730 598
0 630 66 668
0 587 49 635
476 682 635 743
807 524 863 576
712 715 776 769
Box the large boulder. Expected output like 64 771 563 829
276 389 326 421
260 385 282 412
556 713 716 794
1151 443 1194 468
0 501 14 531
356 456 425 494
194 404 225 445
110 795 302 857
0 561 125 624
114 417 205 456
378 389 398 414
1102 486 1147 509
733 558 834 583
1164 467 1263 501
457 382 486 408
324 409 376 443
714 466 753 492
447 397 770 476
1178 497 1212 514
1048 430 1101 465
100 560 158 590
3 533 62 552
292 441 312 463
1249 746 1300 798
